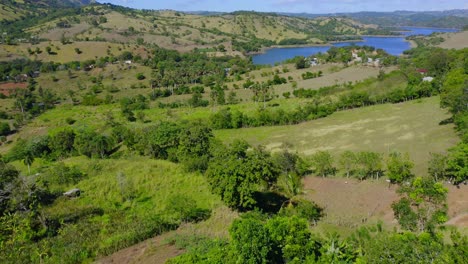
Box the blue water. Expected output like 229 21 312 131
400 26 459 36
252 27 459 65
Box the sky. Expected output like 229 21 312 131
96 0 468 13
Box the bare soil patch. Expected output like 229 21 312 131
303 177 468 229
0 82 27 96
97 232 184 264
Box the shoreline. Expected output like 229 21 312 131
399 25 461 30
247 35 401 56
408 40 418 49
247 37 376 55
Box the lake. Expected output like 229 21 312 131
252 27 459 65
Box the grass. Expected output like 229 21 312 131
0 41 147 63
8 155 224 262
215 97 459 176
438 31 468 49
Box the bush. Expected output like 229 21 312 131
166 194 211 223
136 73 146 80
0 122 11 136
41 162 85 188
65 117 76 125
0 111 9 119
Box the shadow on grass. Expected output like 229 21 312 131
253 191 288 214
439 117 453 125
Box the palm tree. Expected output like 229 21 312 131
23 153 34 175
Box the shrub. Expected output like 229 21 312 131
0 122 11 136
136 73 146 80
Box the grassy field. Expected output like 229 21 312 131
215 97 459 175
7 155 226 261
438 31 468 49
0 41 148 63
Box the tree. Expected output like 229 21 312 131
135 122 181 159
206 141 280 210
440 68 468 115
177 123 213 172
74 129 115 159
428 152 447 182
48 128 76 158
392 177 448 233
387 152 414 184
294 56 308 69
445 143 468 185
207 154 260 209
311 151 335 177
23 152 34 174
0 122 11 137
339 151 356 178
0 163 19 215
188 92 208 108
247 146 281 190
266 216 319 263
357 152 383 180
252 82 273 109
230 218 272 264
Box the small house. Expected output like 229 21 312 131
14 74 28 82
417 69 428 75
422 76 434 82
32 71 40 78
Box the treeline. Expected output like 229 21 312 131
0 52 137 81
401 46 468 185
232 38 275 53
277 38 309 46
210 76 438 129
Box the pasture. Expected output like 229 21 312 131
215 97 459 175
438 31 468 49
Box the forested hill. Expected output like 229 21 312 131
280 10 468 29
0 0 95 22
28 0 94 7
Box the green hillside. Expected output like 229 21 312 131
1 3 392 55
0 2 466 264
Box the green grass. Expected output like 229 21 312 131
7 155 223 262
215 97 459 175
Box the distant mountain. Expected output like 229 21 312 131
278 10 468 29
27 0 95 7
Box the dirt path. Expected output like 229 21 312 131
96 231 184 264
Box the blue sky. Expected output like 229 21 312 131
96 0 468 13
